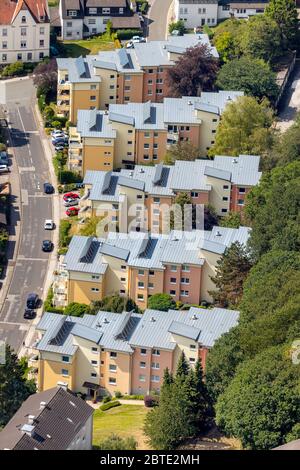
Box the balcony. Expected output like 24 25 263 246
52 256 69 308
167 131 179 148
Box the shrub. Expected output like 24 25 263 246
1 61 24 77
59 219 72 249
116 29 142 40
115 391 123 399
64 302 91 317
144 395 159 408
95 434 137 450
38 94 46 113
0 143 6 152
43 287 64 313
100 400 121 411
103 396 112 403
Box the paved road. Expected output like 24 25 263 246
0 81 53 352
277 61 300 132
147 0 173 41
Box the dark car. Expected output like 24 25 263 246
44 182 54 194
24 309 35 320
26 293 39 309
42 240 53 252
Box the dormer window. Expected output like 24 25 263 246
40 15 45 22
68 10 77 17
21 16 26 23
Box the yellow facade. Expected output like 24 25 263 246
68 272 105 304
38 352 76 392
82 140 115 173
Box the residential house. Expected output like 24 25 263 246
0 0 50 64
59 0 140 40
56 34 219 122
61 226 250 308
67 91 243 172
80 155 261 230
174 0 269 28
0 386 93 450
34 306 239 396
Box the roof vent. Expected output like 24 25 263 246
139 168 145 173
28 415 35 425
21 424 35 437
232 158 238 164
46 434 52 439
171 235 179 241
129 171 134 177
57 381 68 391
227 95 232 101
188 100 193 105
191 314 198 320
40 401 47 410
150 317 156 322
96 322 102 328
215 230 222 237
103 318 109 324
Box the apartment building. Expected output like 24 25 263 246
175 0 269 28
59 0 140 40
80 155 261 232
0 0 50 64
0 386 93 450
62 226 250 309
67 91 243 172
56 34 219 122
34 306 239 396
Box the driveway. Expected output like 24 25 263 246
277 61 300 132
0 78 54 353
147 0 174 41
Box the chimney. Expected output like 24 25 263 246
40 401 47 410
28 415 35 425
21 424 35 437
57 381 68 391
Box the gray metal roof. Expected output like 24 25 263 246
204 166 232 181
199 226 251 254
168 321 201 341
213 154 262 186
77 110 116 139
118 175 145 191
109 102 165 130
100 242 130 261
64 236 108 274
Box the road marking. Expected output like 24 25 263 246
17 257 50 261
21 189 28 206
18 166 35 172
0 321 29 327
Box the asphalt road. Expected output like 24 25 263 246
0 83 53 352
147 0 173 40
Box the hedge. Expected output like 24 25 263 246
115 29 142 40
100 400 121 411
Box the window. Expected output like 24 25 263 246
239 187 246 193
148 68 153 74
128 129 133 134
148 90 153 95
120 277 126 282
137 194 143 199
238 199 245 206
61 369 69 376
109 377 116 384
158 67 163 73
170 265 177 272
21 16 26 23
153 143 158 149
181 277 190 284
92 347 98 353
137 294 144 300
151 362 160 369
89 7 97 14
91 287 99 292
170 277 176 284
148 79 153 84
67 21 72 27
141 348 147 355
91 360 98 365
124 75 131 81
39 52 44 59
138 281 144 289
120 289 126 295
121 265 126 270
2 54 7 61
140 361 146 368
119 7 124 13
62 355 70 363
221 208 228 213
102 7 111 14
223 185 229 190
91 372 97 378
148 282 154 289
153 349 160 356
144 132 150 138
149 270 154 276
2 42 7 49
181 290 189 297
21 41 27 48
21 27 26 36
144 143 150 149
124 85 130 91
138 269 144 275
109 364 117 372
68 10 78 17
156 89 163 94
40 27 45 35
222 196 228 201
90 95 96 101
182 265 190 272
27 53 32 61
124 96 130 102
17 53 22 61
190 344 196 349
153 197 160 204
151 375 160 382
91 275 100 280
189 357 196 363
110 351 117 358
2 29 7 37
139 374 146 382
191 192 198 198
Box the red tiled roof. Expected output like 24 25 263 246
0 0 49 25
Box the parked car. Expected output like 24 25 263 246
52 137 68 145
44 219 54 230
54 144 68 152
44 182 54 194
0 151 8 160
64 198 79 207
0 155 9 165
24 309 35 320
42 240 53 252
0 165 9 173
138 12 144 22
63 192 80 201
66 207 80 217
126 41 134 49
51 129 65 137
26 293 39 309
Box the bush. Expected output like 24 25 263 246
116 29 142 40
95 434 137 450
64 302 91 317
0 143 6 152
147 293 177 311
59 219 72 249
100 400 121 411
115 391 123 399
103 396 112 403
1 61 24 77
43 287 64 313
38 94 46 113
144 395 159 408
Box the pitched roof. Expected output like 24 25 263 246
0 0 49 24
0 387 93 450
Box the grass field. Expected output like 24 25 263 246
93 404 150 450
59 36 117 58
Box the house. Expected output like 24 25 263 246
174 0 269 29
80 155 261 230
0 0 50 65
59 0 140 40
67 91 243 172
56 33 219 122
0 386 93 450
34 306 239 396
61 226 250 308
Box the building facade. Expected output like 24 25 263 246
34 307 239 396
0 0 50 65
56 34 219 122
67 92 243 172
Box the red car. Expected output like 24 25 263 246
66 207 79 217
63 192 80 201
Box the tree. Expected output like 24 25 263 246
215 345 300 449
95 434 137 450
168 20 185 36
245 161 300 257
209 242 253 307
208 96 276 158
267 115 300 169
79 216 104 237
33 59 58 96
91 295 139 314
170 192 192 231
239 15 282 63
214 31 237 63
266 0 299 47
219 211 242 229
216 57 279 102
176 351 190 380
0 346 36 427
64 302 92 317
147 293 176 311
203 204 219 230
166 44 219 97
164 141 200 165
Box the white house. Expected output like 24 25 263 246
0 0 50 65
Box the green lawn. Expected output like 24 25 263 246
59 36 116 58
93 404 150 450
